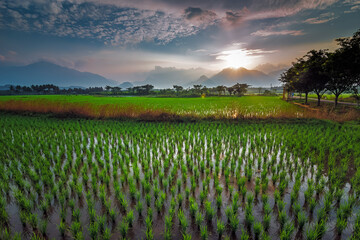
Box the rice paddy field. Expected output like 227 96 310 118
1 113 360 240
0 95 304 119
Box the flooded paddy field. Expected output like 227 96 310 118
1 114 360 239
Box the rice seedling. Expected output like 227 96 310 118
89 222 99 240
278 210 287 230
200 225 208 240
70 221 82 237
182 233 192 240
40 219 48 236
136 200 143 216
263 214 271 232
240 229 250 240
195 212 204 229
204 201 215 221
280 222 294 240
297 211 307 231
103 227 111 240
58 220 66 236
245 205 254 228
145 227 154 240
217 219 225 237
254 221 263 239
229 213 239 233
178 209 188 232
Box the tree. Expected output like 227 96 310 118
105 85 112 92
133 86 141 94
173 85 183 94
301 50 330 106
325 51 356 107
336 29 360 106
142 84 154 95
15 85 22 93
193 85 202 95
127 87 134 94
280 59 314 104
293 58 313 104
232 83 249 96
112 87 121 94
227 86 234 95
201 86 209 95
216 85 226 96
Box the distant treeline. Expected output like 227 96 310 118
280 29 360 106
7 84 103 94
4 83 270 97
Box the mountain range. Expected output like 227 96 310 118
0 61 283 88
0 61 117 87
190 67 280 87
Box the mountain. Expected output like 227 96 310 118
0 61 118 87
200 67 279 87
0 84 11 90
189 75 217 87
118 81 133 89
267 68 287 79
134 66 213 88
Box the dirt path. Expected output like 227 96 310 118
292 96 358 106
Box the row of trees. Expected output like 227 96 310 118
8 84 103 94
280 29 360 106
172 83 249 96
7 83 251 97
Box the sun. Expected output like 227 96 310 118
216 49 259 69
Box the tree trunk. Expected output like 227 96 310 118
317 94 321 106
305 92 308 105
335 94 339 107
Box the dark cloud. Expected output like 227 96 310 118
184 7 217 22
184 7 204 19
225 11 243 25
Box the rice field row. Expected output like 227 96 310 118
0 96 304 119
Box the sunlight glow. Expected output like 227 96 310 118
216 49 261 69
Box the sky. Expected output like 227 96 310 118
0 0 359 83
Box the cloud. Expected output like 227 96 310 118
251 29 305 37
225 10 245 25
244 0 339 21
344 4 360 13
304 12 337 24
0 55 5 61
0 0 217 46
184 7 216 21
254 63 289 74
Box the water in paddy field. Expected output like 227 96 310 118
1 115 360 239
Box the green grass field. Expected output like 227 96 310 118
297 93 356 103
0 95 303 119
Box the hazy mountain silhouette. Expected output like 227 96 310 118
192 67 279 87
0 61 118 87
134 66 213 88
118 81 133 89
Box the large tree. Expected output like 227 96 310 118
325 51 356 107
300 50 330 106
336 29 360 106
